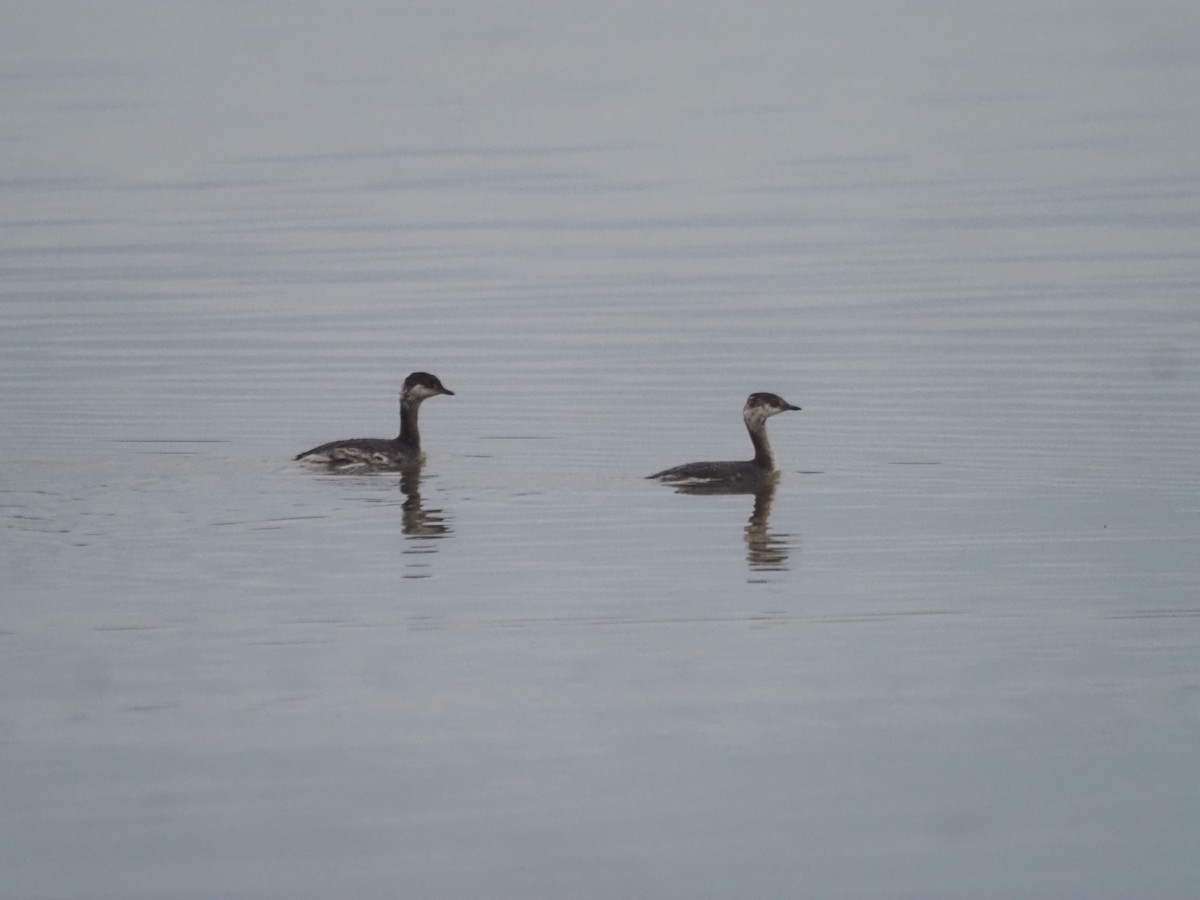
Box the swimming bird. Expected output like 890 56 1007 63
295 371 454 470
649 392 800 485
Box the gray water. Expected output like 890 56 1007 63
3 3 1200 898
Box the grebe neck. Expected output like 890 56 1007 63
398 395 422 450
747 417 775 470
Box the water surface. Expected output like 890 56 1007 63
3 2 1199 898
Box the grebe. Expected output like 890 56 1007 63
295 371 454 470
649 392 801 485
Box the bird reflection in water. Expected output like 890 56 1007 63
395 466 451 580
398 466 451 541
671 478 794 572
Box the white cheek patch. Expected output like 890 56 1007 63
406 385 439 402
744 405 771 426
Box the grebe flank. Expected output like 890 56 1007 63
295 371 454 470
649 392 801 484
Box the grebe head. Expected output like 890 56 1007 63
402 371 455 403
743 392 800 426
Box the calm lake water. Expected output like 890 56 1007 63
3 2 1199 898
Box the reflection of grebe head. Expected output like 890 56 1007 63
401 371 455 404
743 392 801 426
